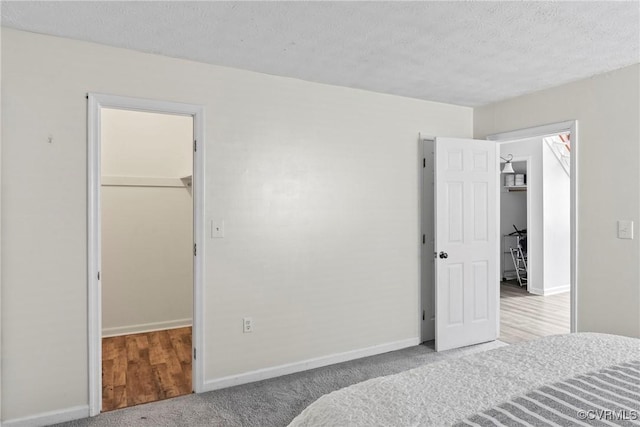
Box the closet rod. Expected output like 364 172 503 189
101 176 191 188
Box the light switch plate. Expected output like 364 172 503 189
211 220 225 238
617 220 634 239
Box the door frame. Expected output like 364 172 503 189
487 120 578 333
87 93 206 416
419 136 435 343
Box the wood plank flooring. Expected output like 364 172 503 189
499 283 570 344
102 327 192 412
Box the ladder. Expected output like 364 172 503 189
510 244 528 287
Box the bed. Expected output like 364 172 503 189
288 333 640 426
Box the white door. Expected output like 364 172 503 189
435 137 499 351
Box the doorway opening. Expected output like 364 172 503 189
420 121 577 349
88 94 205 416
100 108 193 411
497 132 572 344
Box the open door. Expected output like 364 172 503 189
435 137 499 351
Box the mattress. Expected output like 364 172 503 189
288 333 640 426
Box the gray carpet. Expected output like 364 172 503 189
55 340 506 427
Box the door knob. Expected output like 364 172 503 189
439 251 448 259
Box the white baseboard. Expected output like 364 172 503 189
3 405 89 427
102 318 192 337
530 284 570 296
203 337 420 392
541 284 570 296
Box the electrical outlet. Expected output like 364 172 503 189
243 317 253 333
211 220 225 238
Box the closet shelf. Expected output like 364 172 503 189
505 185 527 192
102 175 192 188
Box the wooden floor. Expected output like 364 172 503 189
102 327 192 412
499 283 570 344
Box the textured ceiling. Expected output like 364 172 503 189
2 1 639 107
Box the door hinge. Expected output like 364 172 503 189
193 348 196 360
194 243 197 256
97 271 100 280
422 234 426 244
194 140 197 152
423 310 425 321
423 158 426 168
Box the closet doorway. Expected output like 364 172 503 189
88 94 205 416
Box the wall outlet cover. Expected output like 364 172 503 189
211 220 225 238
243 317 253 333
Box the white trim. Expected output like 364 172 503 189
87 93 206 416
568 122 578 333
524 157 532 294
529 284 570 296
102 318 192 338
486 121 575 143
192 101 206 396
0 26 3 426
3 405 89 427
202 337 420 391
87 94 102 417
494 143 502 340
487 120 578 333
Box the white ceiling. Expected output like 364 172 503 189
2 1 639 107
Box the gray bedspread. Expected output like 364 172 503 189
288 333 640 427
456 360 640 426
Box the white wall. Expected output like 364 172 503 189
101 109 193 336
542 141 570 294
0 29 472 422
101 108 193 178
476 63 640 338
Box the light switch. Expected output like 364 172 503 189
617 220 634 239
211 220 225 238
